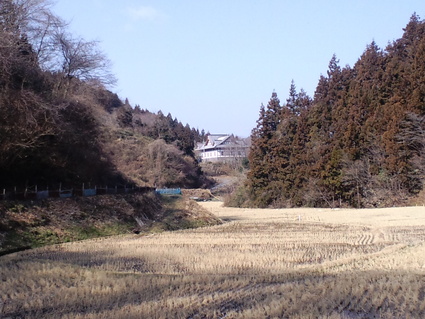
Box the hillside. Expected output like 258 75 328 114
0 0 210 190
245 14 425 208
0 81 211 189
0 1 220 256
0 192 222 256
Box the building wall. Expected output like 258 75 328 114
200 148 248 162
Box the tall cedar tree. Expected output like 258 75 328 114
248 14 425 208
247 92 282 207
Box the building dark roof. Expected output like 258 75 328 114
195 134 250 152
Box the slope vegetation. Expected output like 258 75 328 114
0 0 210 190
0 193 221 256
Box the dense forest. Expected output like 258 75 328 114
0 0 209 190
246 14 425 208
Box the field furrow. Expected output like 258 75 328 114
1 202 425 318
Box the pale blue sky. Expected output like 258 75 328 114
53 1 424 137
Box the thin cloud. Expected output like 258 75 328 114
126 6 166 21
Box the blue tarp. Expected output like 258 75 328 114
36 191 49 200
155 188 182 195
83 189 96 197
60 190 73 198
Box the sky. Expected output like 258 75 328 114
52 1 424 137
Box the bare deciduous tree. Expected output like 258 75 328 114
53 29 116 91
1 0 58 63
342 159 371 208
0 0 116 93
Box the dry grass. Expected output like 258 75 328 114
1 203 425 318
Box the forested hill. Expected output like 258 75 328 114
0 0 209 190
247 14 425 208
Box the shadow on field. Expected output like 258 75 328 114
218 215 248 222
2 247 424 319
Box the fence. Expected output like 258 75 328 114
0 184 155 201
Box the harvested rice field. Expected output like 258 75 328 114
1 202 425 318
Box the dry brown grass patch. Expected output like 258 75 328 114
1 202 425 318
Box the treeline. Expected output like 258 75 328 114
246 14 425 208
0 0 209 189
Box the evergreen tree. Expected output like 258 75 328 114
244 15 425 208
286 80 299 115
247 93 282 207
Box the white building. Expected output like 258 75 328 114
195 134 250 162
